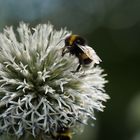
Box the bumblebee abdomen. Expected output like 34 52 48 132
83 58 93 64
78 53 92 64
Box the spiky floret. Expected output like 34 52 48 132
0 23 109 139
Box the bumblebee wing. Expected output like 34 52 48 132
78 45 102 64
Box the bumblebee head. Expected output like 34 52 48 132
65 35 86 47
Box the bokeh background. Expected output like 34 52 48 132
0 0 140 140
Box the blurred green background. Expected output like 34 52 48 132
0 0 140 140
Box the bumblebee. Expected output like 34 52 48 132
62 35 101 72
52 127 72 140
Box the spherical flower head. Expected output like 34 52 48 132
0 23 109 139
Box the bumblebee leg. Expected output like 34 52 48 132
71 64 81 73
76 64 81 72
62 48 69 57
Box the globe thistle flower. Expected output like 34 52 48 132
0 23 109 140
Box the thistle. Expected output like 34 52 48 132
0 23 109 140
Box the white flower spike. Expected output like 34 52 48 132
0 23 109 140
